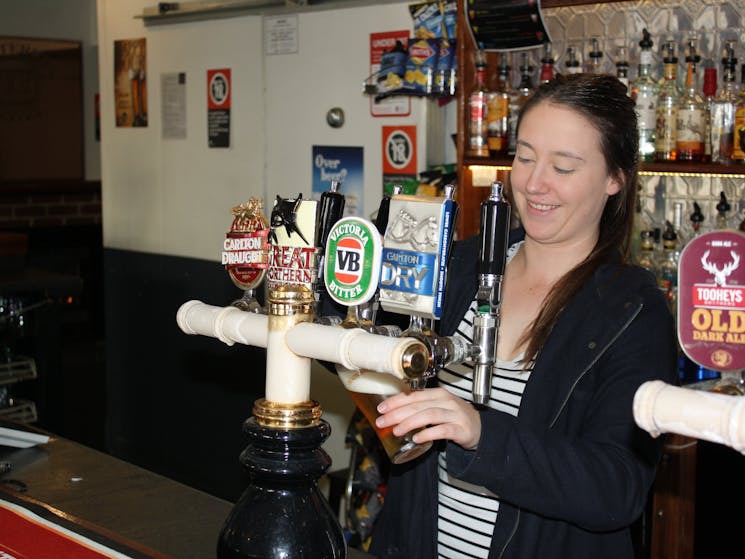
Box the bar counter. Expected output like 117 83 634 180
0 425 371 558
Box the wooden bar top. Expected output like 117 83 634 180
0 427 372 558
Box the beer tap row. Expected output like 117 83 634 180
178 179 512 462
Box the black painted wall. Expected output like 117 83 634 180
103 248 266 502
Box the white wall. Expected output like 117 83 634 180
0 0 101 180
95 0 456 477
96 0 265 257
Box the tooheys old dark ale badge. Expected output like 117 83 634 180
678 230 745 371
222 199 270 290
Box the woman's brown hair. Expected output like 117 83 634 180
514 73 640 364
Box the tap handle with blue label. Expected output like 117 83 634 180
472 181 511 404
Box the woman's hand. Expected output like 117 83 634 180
375 387 482 450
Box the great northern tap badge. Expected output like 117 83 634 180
222 198 270 290
324 217 382 306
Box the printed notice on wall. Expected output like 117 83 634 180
114 38 147 127
312 146 364 218
161 72 186 140
207 68 231 148
264 15 298 55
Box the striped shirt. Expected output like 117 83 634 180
436 242 533 559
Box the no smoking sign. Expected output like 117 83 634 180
207 68 231 148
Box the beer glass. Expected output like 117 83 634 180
337 366 431 464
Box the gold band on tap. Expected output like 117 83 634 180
253 398 323 429
268 284 314 316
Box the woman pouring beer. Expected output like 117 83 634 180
368 74 678 558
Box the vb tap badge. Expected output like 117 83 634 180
222 198 270 290
324 217 382 306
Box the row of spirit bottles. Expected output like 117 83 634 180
629 30 745 164
467 31 745 165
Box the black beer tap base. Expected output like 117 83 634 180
216 414 347 559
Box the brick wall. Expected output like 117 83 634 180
0 181 101 229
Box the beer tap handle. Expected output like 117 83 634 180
315 180 346 250
314 181 346 307
352 185 403 328
375 184 402 235
472 181 511 404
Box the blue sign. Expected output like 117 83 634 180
312 146 364 217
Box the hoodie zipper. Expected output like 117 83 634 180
549 300 643 428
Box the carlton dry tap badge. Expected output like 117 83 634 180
678 230 745 371
266 194 319 292
324 217 382 306
379 194 455 319
222 199 270 290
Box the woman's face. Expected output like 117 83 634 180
510 101 621 250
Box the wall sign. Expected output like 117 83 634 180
207 68 231 148
382 125 417 194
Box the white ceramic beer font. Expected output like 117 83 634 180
379 184 471 384
472 181 512 404
258 193 322 408
178 193 432 408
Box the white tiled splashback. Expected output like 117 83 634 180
527 0 745 232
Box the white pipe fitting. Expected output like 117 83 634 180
633 380 745 455
176 300 268 348
177 301 423 380
285 322 421 380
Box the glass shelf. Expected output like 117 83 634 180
463 157 745 178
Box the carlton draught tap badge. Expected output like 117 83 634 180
679 230 745 370
324 217 382 306
222 199 270 290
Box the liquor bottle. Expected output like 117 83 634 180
672 201 690 250
733 63 745 163
701 61 717 162
630 29 659 162
690 202 705 237
564 45 582 74
716 191 732 229
615 46 630 90
636 229 658 275
539 42 555 83
508 52 535 154
629 185 645 262
586 37 604 74
676 35 705 162
710 41 737 163
655 40 680 162
487 53 511 157
467 49 490 158
658 221 678 312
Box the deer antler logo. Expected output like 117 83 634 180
701 250 740 287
